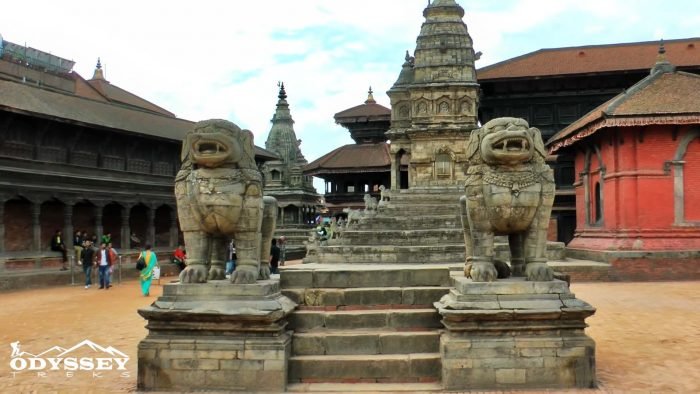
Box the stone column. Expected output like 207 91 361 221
390 154 398 190
297 206 303 225
146 206 156 247
121 205 131 250
31 201 41 251
672 161 686 225
0 201 5 253
94 204 104 243
63 202 74 248
169 209 179 248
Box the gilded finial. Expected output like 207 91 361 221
365 86 376 104
92 57 105 80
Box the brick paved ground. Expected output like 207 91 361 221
0 273 698 393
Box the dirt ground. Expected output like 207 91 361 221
0 275 698 393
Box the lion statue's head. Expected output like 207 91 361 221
466 117 547 166
181 119 257 170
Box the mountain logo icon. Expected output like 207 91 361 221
9 339 130 373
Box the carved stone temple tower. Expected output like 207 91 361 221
387 0 480 190
262 83 318 227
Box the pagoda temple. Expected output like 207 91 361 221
547 43 700 280
304 88 404 216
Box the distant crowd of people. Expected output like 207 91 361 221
51 229 291 295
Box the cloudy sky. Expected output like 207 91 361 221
2 0 699 190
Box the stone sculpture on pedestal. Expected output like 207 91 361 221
459 117 555 282
174 119 277 284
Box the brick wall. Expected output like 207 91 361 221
4 200 31 251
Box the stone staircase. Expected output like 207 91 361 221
306 188 565 265
281 264 451 386
274 226 313 260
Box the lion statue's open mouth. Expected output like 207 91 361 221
491 136 530 153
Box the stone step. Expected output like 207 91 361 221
378 204 460 215
292 331 440 356
353 214 461 230
288 309 442 332
286 382 443 392
281 264 452 288
288 353 441 383
308 244 466 264
333 229 464 246
308 242 566 264
282 286 451 307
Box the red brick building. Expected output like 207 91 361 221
547 47 700 280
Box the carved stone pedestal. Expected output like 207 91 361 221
435 277 596 390
137 280 296 392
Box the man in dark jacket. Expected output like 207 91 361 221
94 242 113 289
80 240 96 289
270 238 280 274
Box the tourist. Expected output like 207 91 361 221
225 240 236 276
79 239 96 289
81 231 89 247
278 236 286 266
73 230 84 266
138 244 159 296
172 244 187 272
270 238 280 274
50 230 68 270
107 243 118 288
94 242 113 289
101 232 112 245
90 233 98 247
130 233 142 249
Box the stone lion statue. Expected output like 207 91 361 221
460 117 555 282
174 119 277 284
364 193 378 212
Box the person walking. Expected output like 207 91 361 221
94 242 113 289
138 244 159 296
73 230 84 266
270 238 280 274
79 239 96 289
50 230 68 270
107 243 118 288
278 236 286 267
225 240 236 277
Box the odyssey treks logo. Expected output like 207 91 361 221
9 339 130 378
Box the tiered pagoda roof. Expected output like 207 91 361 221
547 45 700 153
478 37 700 80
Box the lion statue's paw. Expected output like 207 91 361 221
258 264 271 280
470 261 498 282
208 265 226 281
525 262 554 281
230 266 258 284
179 264 209 283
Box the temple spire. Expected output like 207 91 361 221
651 39 675 74
278 81 287 100
365 86 376 104
92 57 105 80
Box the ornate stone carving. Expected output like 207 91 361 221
175 119 277 285
459 117 555 282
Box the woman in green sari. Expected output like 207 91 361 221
139 244 159 296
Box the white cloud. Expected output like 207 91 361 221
2 0 699 194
